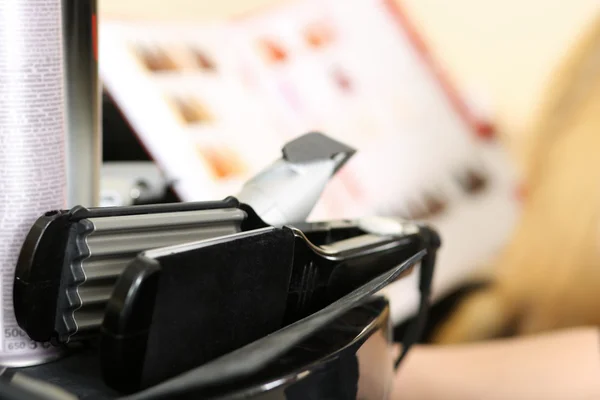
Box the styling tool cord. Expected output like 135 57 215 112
394 226 439 369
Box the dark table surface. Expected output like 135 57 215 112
11 346 119 399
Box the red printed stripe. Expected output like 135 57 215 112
382 0 495 140
92 14 98 62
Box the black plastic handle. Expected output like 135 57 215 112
70 196 240 220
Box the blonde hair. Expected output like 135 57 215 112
435 14 600 342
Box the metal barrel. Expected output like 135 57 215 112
63 0 101 207
0 0 67 366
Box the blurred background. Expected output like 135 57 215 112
99 0 600 150
96 0 600 338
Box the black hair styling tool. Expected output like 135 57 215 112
99 217 440 392
289 217 439 367
13 197 268 344
13 132 355 344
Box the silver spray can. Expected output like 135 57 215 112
0 0 67 366
63 0 101 207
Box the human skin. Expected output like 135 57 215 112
392 327 600 400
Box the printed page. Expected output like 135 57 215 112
99 0 520 323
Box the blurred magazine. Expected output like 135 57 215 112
100 0 520 322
